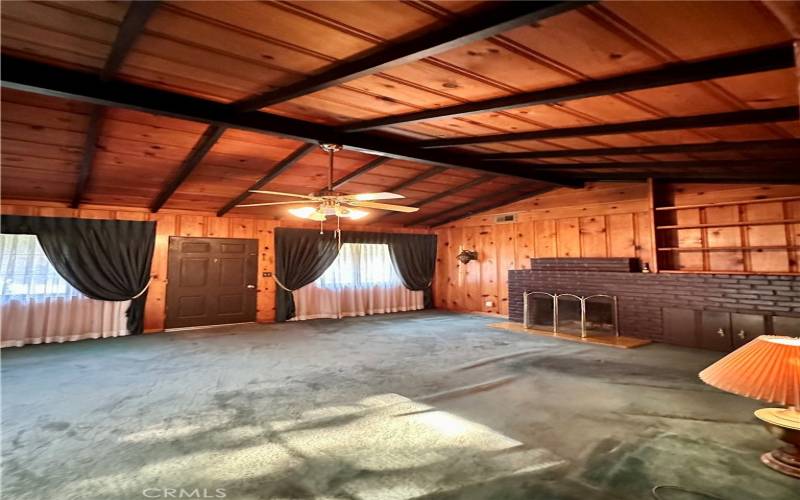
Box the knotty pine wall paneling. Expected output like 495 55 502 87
1 202 428 333
434 183 800 316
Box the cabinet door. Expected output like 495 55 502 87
773 316 800 338
701 311 732 351
731 313 765 348
663 308 697 347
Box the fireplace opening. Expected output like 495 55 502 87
523 291 618 338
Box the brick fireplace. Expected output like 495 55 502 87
508 258 800 350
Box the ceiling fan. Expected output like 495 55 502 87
236 143 419 221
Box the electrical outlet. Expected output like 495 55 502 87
485 300 493 307
263 272 272 277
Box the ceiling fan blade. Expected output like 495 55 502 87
248 189 317 199
348 201 419 213
346 192 405 201
236 201 314 208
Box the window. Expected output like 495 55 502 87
0 234 77 299
317 243 402 288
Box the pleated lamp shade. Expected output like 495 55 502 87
699 336 800 407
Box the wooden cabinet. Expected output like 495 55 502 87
773 316 800 337
662 309 769 350
663 307 697 347
731 313 766 348
701 311 733 351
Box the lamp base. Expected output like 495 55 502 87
755 408 800 479
761 447 800 479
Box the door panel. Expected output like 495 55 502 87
662 307 697 347
731 313 765 348
166 237 257 328
701 311 732 351
773 316 800 337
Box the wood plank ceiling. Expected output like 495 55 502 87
1 0 798 227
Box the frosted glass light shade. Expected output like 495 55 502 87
699 336 800 406
288 207 316 219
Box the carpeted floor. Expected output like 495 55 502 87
1 311 795 499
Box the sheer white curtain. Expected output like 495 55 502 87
0 234 129 347
293 243 423 320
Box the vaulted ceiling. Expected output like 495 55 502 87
2 1 798 227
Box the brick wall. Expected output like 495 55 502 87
508 261 800 343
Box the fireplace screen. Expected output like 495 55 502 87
524 291 618 338
523 292 556 331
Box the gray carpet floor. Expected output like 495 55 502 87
2 311 796 499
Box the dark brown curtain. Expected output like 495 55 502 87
275 228 340 322
1 215 156 335
386 234 437 309
275 228 437 321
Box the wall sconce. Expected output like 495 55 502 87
457 249 479 264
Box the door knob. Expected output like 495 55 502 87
246 284 255 289
737 330 745 340
717 328 725 337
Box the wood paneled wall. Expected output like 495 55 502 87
434 183 800 316
1 201 427 333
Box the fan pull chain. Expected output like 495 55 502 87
328 147 333 191
335 215 342 250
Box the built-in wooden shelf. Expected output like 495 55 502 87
658 246 800 252
658 269 800 276
656 219 800 230
649 180 800 275
654 195 800 211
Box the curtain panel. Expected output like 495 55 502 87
0 234 129 347
274 228 437 321
1 215 156 335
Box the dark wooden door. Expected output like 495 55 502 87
731 313 765 348
700 311 732 351
662 308 697 347
166 237 258 329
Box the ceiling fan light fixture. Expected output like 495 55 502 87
346 209 368 220
288 207 318 219
309 211 327 222
334 205 369 220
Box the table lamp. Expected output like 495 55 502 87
699 335 800 478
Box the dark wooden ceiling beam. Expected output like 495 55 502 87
570 172 800 183
523 159 799 170
343 44 795 132
380 173 495 219
331 156 390 190
407 186 554 227
101 1 160 79
419 106 799 148
235 1 590 112
71 1 159 208
479 139 800 160
217 143 317 216
150 125 226 212
71 107 103 209
0 55 579 187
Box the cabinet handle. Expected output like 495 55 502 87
737 330 745 340
717 327 725 337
